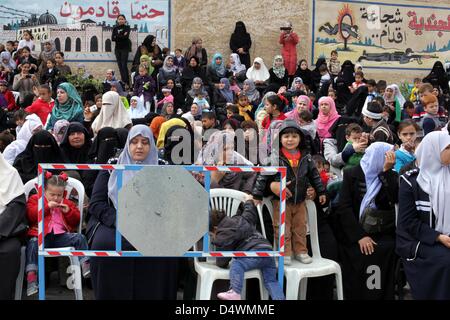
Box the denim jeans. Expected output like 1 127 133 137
26 232 89 273
229 256 285 300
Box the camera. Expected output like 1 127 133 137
89 105 98 113
25 74 32 78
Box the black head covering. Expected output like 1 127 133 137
339 60 356 85
346 85 369 117
116 128 129 149
423 61 449 94
13 130 63 177
88 127 118 164
60 122 92 164
233 21 247 35
143 35 156 51
144 112 159 126
295 59 312 87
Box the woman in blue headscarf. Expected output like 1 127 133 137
213 78 235 111
46 83 84 130
206 53 231 88
87 125 178 299
337 142 398 300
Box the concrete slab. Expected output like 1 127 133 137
118 166 209 257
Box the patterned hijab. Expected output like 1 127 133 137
272 55 286 79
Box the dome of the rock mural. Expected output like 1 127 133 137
38 11 58 25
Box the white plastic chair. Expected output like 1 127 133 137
194 188 269 300
17 176 85 300
12 91 20 103
282 200 343 300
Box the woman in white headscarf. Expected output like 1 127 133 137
3 114 42 164
0 151 26 299
246 57 270 87
87 125 178 299
338 142 398 300
397 131 450 299
228 53 246 80
128 96 147 119
91 91 132 136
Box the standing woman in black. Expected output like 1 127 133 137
112 15 131 86
229 21 252 69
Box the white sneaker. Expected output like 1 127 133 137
295 253 313 264
283 256 292 266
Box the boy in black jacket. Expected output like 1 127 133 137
253 120 326 265
211 197 285 301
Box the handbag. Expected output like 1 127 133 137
361 202 395 234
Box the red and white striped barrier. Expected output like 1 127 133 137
37 164 286 257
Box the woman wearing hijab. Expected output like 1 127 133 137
207 53 230 87
184 77 209 112
84 127 128 197
13 130 64 183
1 51 17 83
60 122 92 164
184 37 208 67
229 21 252 69
132 35 163 76
423 61 449 94
3 114 42 164
0 152 27 300
316 96 341 144
45 83 84 131
38 40 57 72
158 55 179 86
228 53 247 81
338 142 398 300
91 91 132 136
334 60 355 106
129 96 147 120
310 58 327 95
295 59 312 91
268 55 289 93
180 56 208 96
52 119 70 145
213 78 235 111
242 79 260 106
246 57 270 89
397 131 450 299
150 116 166 142
383 84 406 123
87 125 178 299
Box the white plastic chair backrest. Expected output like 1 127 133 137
23 177 85 234
305 200 321 258
12 91 20 102
195 189 267 257
210 189 248 218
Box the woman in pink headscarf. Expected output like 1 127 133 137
286 95 317 141
286 95 312 124
316 96 340 143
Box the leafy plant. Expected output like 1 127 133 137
400 81 413 101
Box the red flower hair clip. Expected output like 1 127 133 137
58 173 69 182
44 171 53 180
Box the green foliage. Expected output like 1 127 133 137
66 74 103 93
399 81 413 101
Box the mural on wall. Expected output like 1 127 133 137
0 0 170 61
312 0 450 70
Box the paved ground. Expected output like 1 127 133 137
19 269 412 300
